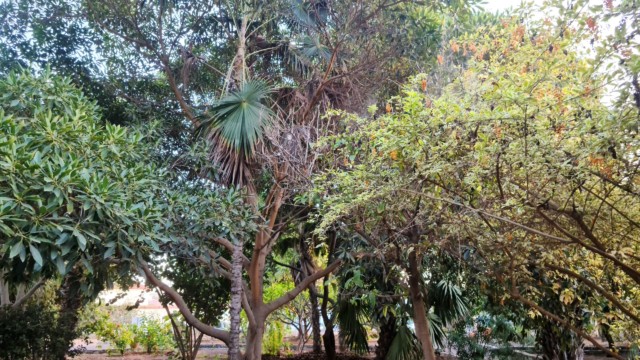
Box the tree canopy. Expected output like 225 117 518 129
1 1 640 360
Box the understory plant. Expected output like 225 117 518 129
447 313 519 360
79 305 174 355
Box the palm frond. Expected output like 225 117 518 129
201 80 273 186
428 313 446 349
386 324 421 360
431 280 469 325
337 299 370 354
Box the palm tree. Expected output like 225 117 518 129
336 262 469 360
201 11 273 359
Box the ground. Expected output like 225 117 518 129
72 352 376 360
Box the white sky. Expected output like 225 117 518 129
482 0 545 13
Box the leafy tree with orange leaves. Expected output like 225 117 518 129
315 3 640 358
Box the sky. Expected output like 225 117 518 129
482 0 546 13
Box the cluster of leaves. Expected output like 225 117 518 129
0 69 253 297
263 321 287 355
0 69 167 292
447 313 519 360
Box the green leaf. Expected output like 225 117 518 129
56 257 66 274
9 241 24 258
74 229 87 251
103 246 116 259
29 244 43 266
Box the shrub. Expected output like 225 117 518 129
0 303 77 360
263 321 285 355
79 305 174 355
133 316 175 354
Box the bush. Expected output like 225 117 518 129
133 316 175 354
447 314 518 360
0 303 77 360
263 321 285 355
79 304 174 355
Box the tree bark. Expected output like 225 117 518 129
407 250 437 360
375 313 397 360
309 285 323 353
298 231 322 353
0 270 10 306
321 269 336 360
228 14 249 360
229 238 245 360
56 267 87 360
244 313 266 360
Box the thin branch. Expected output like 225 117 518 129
11 279 46 309
264 260 341 315
510 292 624 360
545 264 640 325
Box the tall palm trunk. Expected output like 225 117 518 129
227 14 249 360
229 238 244 360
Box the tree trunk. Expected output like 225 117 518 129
321 275 336 360
407 250 437 360
321 232 338 360
57 267 87 360
309 285 322 353
0 270 10 306
244 317 265 360
228 14 249 360
229 238 245 360
375 313 397 360
538 321 584 360
298 231 322 354
323 326 336 360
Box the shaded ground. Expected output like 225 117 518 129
72 352 375 360
70 336 629 360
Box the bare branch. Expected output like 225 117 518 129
264 260 341 315
139 260 230 344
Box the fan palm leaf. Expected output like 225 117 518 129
202 80 273 187
431 280 469 325
337 299 370 354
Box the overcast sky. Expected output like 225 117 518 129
482 0 545 13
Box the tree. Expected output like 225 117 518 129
0 70 165 305
0 69 172 358
0 69 251 358
77 1 460 358
314 4 640 358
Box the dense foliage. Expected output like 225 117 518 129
314 4 640 358
1 1 640 359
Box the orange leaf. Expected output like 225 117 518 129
451 41 460 53
437 54 444 65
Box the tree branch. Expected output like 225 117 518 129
545 264 640 325
11 279 45 309
264 260 341 315
510 292 624 360
139 260 230 345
